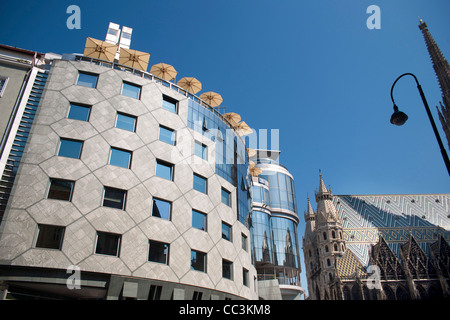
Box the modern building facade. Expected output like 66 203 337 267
303 173 450 300
250 150 303 299
0 31 258 299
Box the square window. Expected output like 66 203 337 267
221 188 231 206
116 112 137 132
35 224 65 250
58 138 83 159
193 173 207 193
148 240 169 265
121 82 141 99
243 268 249 287
156 160 173 181
48 178 74 201
162 95 178 113
192 209 206 231
194 141 207 160
222 259 233 280
152 198 171 220
191 250 206 272
95 232 121 256
103 187 127 210
159 126 175 145
68 103 91 121
241 233 248 251
222 222 232 242
76 72 98 88
109 147 132 169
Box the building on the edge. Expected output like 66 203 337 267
418 20 450 151
303 172 450 300
0 23 259 300
249 150 304 299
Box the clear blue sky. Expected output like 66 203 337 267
1 0 449 297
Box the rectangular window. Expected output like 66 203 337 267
194 141 207 160
116 112 137 132
35 224 65 250
159 126 175 145
68 103 91 121
48 178 75 201
162 95 178 113
222 222 232 242
109 147 132 169
222 259 233 280
191 250 206 272
103 187 127 210
241 233 248 251
152 198 171 220
243 268 249 287
148 285 162 300
0 76 9 97
148 240 169 265
156 160 173 181
192 209 206 231
121 81 141 99
76 72 98 88
221 188 231 206
58 138 83 159
95 231 121 256
193 173 207 194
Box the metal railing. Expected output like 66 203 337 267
73 55 238 131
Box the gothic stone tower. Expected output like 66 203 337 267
302 173 345 300
419 19 450 150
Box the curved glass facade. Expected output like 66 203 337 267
271 216 300 269
259 171 297 213
251 210 273 264
187 99 251 224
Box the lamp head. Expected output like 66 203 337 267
390 104 408 126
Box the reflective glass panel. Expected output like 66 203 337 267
191 250 206 272
156 160 173 180
77 72 98 88
121 82 141 99
193 174 207 193
58 138 83 159
109 148 132 168
159 126 175 145
148 240 169 264
68 103 91 121
192 209 206 231
152 198 171 220
95 232 121 256
116 113 137 132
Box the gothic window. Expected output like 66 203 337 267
327 258 331 266
396 286 409 300
325 245 329 253
309 249 312 257
341 244 345 251
328 273 333 281
351 284 361 300
382 285 395 300
339 231 342 239
323 232 327 240
332 230 336 238
334 243 338 251
343 286 351 300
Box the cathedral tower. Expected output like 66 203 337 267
419 19 450 150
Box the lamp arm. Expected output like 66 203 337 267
390 73 420 105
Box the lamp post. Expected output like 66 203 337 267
390 72 450 176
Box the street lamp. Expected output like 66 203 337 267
390 72 450 176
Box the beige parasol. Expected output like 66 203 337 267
119 48 151 71
177 77 202 94
247 148 257 158
234 121 254 136
249 166 262 177
150 63 178 81
84 37 118 62
223 112 241 126
200 91 223 107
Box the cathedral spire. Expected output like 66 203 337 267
419 20 450 150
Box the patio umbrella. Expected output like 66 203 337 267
83 37 118 62
223 112 241 126
200 91 223 107
119 48 150 71
150 63 178 81
235 121 253 136
177 77 202 94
